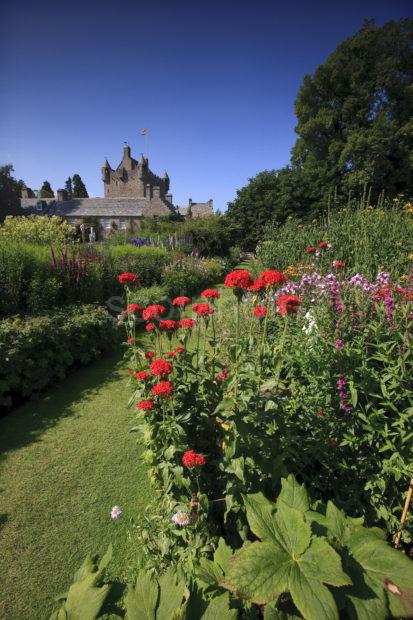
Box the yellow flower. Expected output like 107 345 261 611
408 253 413 261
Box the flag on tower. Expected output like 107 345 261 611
141 128 148 136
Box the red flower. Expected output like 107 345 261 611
175 346 185 353
332 261 345 268
216 368 229 381
247 280 266 292
256 270 286 288
253 305 268 318
224 269 254 289
318 242 328 249
146 322 156 332
150 358 173 377
137 399 155 411
179 318 196 329
159 319 178 332
135 371 150 380
151 381 173 398
315 410 326 418
119 272 138 286
305 247 316 253
127 338 135 344
172 296 192 307
182 450 206 468
167 351 176 358
277 295 302 315
192 303 214 317
142 305 166 321
127 303 143 314
201 289 220 300
127 369 133 376
145 351 155 359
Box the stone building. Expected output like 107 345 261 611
20 145 213 235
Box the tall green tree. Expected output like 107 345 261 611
292 18 413 207
64 176 73 198
72 174 89 198
225 171 281 250
0 164 24 220
40 180 54 198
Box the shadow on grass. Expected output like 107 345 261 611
0 349 125 462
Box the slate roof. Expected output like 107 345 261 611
20 197 175 217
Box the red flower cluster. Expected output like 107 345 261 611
305 247 316 253
151 381 173 398
159 320 178 332
224 269 254 289
127 369 133 376
145 351 155 359
318 242 328 248
142 305 166 321
277 295 302 315
192 303 214 317
150 358 173 377
137 399 155 411
167 351 176 358
146 322 156 332
247 281 266 293
127 337 135 344
182 450 205 468
179 317 196 329
175 346 185 354
135 371 151 381
172 296 192 307
119 272 139 286
127 303 143 314
201 289 220 300
332 261 345 268
256 270 286 288
216 367 229 381
253 305 268 318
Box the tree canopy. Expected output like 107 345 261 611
225 18 413 249
40 180 54 198
72 174 89 198
0 165 24 221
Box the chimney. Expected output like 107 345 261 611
208 199 213 209
146 184 152 199
188 198 192 207
153 186 160 198
57 189 68 202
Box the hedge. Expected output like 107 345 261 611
0 305 118 412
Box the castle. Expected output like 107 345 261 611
20 145 213 234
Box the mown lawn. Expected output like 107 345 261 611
0 350 151 620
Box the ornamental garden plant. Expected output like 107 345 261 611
105 258 413 619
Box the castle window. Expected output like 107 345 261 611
100 218 112 229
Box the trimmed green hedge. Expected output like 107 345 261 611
0 305 118 412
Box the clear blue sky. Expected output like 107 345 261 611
0 0 411 210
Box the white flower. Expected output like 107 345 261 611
302 311 317 335
172 511 191 527
111 505 122 520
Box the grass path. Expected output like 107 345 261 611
0 351 151 620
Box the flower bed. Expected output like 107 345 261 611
115 264 413 617
0 305 118 412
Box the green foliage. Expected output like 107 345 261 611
40 180 54 198
0 164 24 220
0 215 75 244
161 256 223 295
50 546 112 620
72 173 89 198
258 201 413 279
221 476 413 620
292 19 413 208
0 305 118 411
225 171 280 250
65 176 73 198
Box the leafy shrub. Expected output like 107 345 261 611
0 305 118 411
161 256 223 295
0 215 75 244
258 202 413 280
129 284 168 308
105 245 170 288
